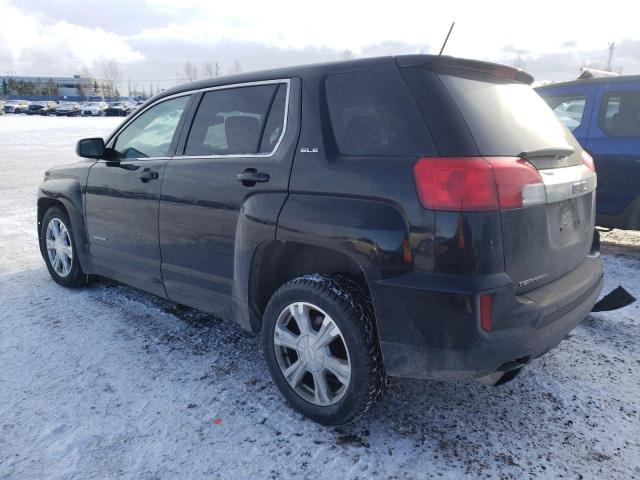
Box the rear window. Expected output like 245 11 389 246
325 69 433 156
439 74 575 156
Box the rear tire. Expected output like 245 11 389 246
40 207 88 289
262 274 386 425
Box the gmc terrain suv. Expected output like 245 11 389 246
38 55 603 425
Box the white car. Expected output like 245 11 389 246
4 99 30 114
81 102 108 116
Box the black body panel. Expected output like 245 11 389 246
85 159 170 297
37 162 96 273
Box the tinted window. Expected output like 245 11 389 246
439 74 575 156
598 91 640 137
114 95 190 159
325 69 432 156
185 84 284 156
259 84 287 153
543 95 586 131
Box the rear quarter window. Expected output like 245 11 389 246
325 69 433 156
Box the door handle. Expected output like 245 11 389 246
138 168 159 183
236 168 270 186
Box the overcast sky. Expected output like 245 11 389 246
1 0 639 91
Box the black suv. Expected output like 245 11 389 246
37 55 603 425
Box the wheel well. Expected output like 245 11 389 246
250 241 371 332
37 198 65 236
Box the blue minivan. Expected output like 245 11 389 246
537 76 640 230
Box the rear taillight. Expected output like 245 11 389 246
413 157 544 211
581 150 595 172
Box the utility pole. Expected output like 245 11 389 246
606 42 615 72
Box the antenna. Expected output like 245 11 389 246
439 21 455 55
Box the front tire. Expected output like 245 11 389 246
262 274 385 425
40 207 88 288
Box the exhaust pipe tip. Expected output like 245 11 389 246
476 357 529 386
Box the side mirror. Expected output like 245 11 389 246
76 137 105 159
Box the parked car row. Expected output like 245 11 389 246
1 99 144 116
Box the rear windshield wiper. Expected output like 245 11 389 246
519 147 575 160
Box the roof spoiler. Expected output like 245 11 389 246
395 55 534 85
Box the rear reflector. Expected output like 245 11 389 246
480 294 492 332
413 157 544 211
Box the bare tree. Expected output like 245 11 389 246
229 59 242 74
215 62 220 77
341 49 354 60
202 61 215 78
513 54 527 69
184 61 198 82
102 60 120 98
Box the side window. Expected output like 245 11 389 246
259 84 287 153
184 83 285 156
544 95 586 131
114 95 190 159
325 69 431 156
598 92 640 137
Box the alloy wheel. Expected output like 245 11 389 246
45 218 73 277
273 302 351 406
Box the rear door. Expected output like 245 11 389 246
585 82 640 225
159 79 300 317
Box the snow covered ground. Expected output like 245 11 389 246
0 115 639 480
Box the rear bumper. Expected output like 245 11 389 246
370 256 603 382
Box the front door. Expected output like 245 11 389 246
159 80 299 318
85 95 192 295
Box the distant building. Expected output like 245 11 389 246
1 74 110 98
